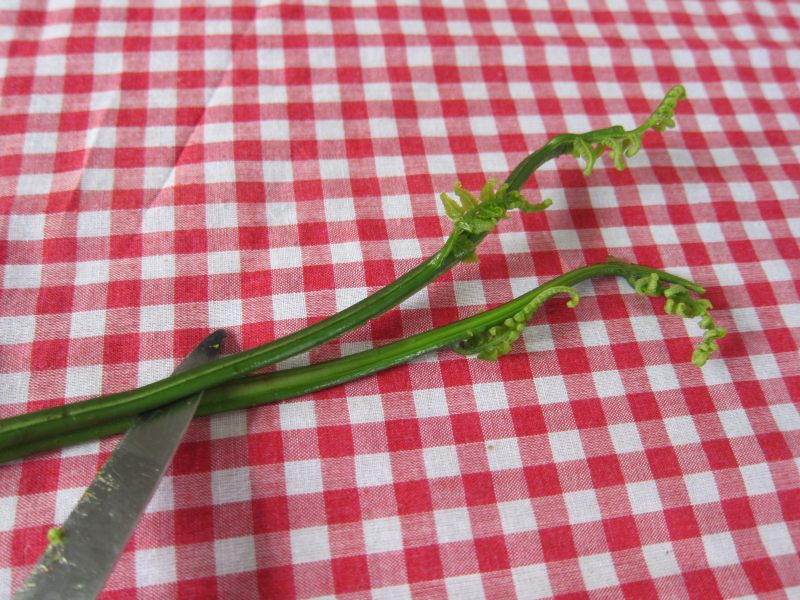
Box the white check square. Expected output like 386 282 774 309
135 547 176 587
423 446 460 479
758 522 796 557
141 205 174 233
741 463 776 496
642 542 680 578
534 376 569 405
486 438 522 471
627 480 663 515
6 214 45 241
434 508 472 543
273 293 306 320
664 416 700 446
347 394 385 424
512 564 552 599
564 489 602 524
284 460 323 495
290 526 330 564
363 516 403 554
684 472 719 505
280 400 316 431
208 299 243 328
702 532 739 567
579 553 619 590
498 500 537 534
214 536 257 575
609 423 643 454
212 467 251 505
355 453 393 488
549 430 585 462
65 365 103 398
472 382 508 412
0 497 17 532
0 315 35 345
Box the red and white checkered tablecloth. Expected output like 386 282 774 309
1 1 799 598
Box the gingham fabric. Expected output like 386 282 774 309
1 1 799 598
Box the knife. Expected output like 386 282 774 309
15 329 226 600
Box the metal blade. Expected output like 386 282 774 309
15 330 226 600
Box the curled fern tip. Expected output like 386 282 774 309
570 86 687 175
631 271 725 367
452 285 580 361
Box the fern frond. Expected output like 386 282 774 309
438 180 551 264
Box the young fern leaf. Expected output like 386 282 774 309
571 85 687 175
630 271 726 366
452 285 580 360
439 179 552 263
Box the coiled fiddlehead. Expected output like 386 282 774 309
630 271 726 366
452 285 580 360
571 85 686 175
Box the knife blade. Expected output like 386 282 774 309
15 329 226 600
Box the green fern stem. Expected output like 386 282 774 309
1 258 720 464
